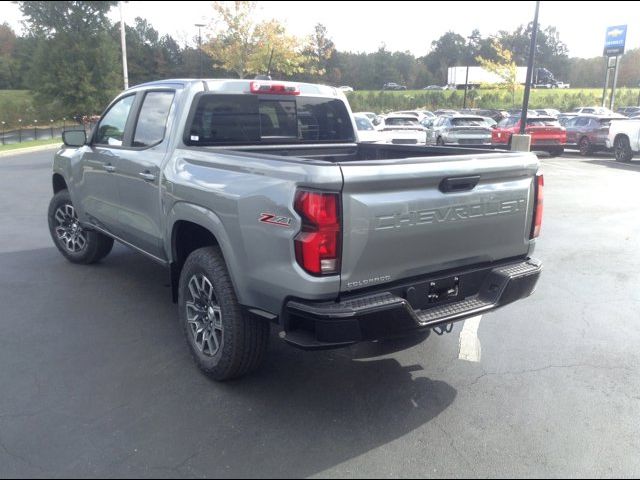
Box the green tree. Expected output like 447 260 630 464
476 39 519 104
204 1 305 79
0 23 18 88
17 1 121 115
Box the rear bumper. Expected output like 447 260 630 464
282 258 541 350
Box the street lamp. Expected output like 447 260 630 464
18 119 22 143
195 23 206 78
50 119 54 139
34 119 38 141
119 1 129 89
1 121 5 146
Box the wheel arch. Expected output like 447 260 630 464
166 202 242 304
52 173 67 194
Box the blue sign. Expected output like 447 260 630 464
604 25 627 56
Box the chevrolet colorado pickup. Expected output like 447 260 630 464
48 79 543 380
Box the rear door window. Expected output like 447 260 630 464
133 91 175 148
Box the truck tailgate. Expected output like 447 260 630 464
338 153 539 292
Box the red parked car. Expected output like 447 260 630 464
492 116 566 156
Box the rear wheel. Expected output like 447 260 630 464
578 137 592 156
614 135 633 162
47 189 114 264
178 246 270 381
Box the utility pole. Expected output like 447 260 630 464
119 1 129 89
519 0 540 135
195 23 206 78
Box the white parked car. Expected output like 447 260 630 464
379 114 427 145
607 118 640 162
353 114 385 143
338 86 354 92
354 111 378 123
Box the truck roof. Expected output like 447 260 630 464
127 78 340 97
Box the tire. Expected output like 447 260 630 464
547 147 564 157
614 135 633 162
578 137 592 156
436 136 444 146
178 246 270 381
48 189 114 264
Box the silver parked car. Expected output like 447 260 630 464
425 115 493 146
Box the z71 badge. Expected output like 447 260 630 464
259 213 292 227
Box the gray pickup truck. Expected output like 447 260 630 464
48 79 543 380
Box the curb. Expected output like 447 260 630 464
0 143 63 158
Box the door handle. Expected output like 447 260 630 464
139 172 156 182
103 164 116 173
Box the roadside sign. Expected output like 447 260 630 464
603 25 627 56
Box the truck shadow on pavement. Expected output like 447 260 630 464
0 245 457 478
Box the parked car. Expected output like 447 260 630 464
354 111 378 123
460 108 509 123
572 106 615 116
353 114 385 143
338 86 354 92
390 110 434 122
433 109 459 116
507 109 540 118
564 115 628 156
616 106 640 117
492 116 566 156
535 109 561 117
481 117 498 128
423 85 445 90
379 114 427 144
382 82 407 91
49 78 542 380
557 112 579 127
425 115 493 147
607 118 640 162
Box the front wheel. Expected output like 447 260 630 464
178 246 270 381
47 189 114 264
614 136 633 162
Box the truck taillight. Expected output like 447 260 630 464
531 174 544 239
294 190 341 275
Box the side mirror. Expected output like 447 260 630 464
62 130 87 147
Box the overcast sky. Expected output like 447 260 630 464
1 1 637 59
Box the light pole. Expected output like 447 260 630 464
34 119 38 141
462 36 473 109
18 119 22 143
195 23 206 78
1 121 5 146
119 1 129 89
519 1 540 136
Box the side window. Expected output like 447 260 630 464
576 117 589 127
133 91 175 147
95 95 135 146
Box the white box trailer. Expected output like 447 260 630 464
447 66 528 88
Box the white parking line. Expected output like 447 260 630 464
458 315 482 362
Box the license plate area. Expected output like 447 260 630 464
403 275 465 311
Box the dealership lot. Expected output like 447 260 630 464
0 149 639 478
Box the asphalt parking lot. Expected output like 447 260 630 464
1 148 639 478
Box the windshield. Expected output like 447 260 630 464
451 117 486 127
355 116 374 131
385 117 420 126
185 93 355 145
